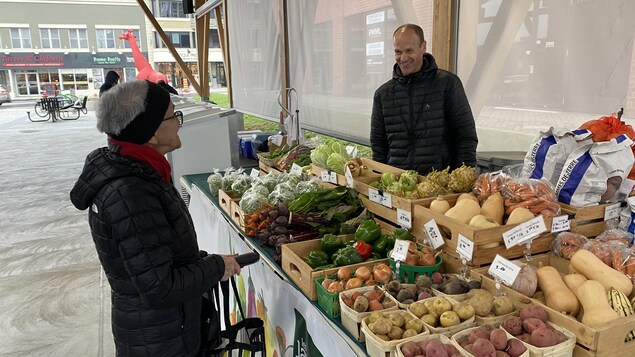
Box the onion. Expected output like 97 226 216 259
345 277 363 290
373 268 391 284
365 279 377 286
327 281 343 294
374 263 392 274
404 251 419 266
321 278 334 290
337 268 352 282
355 266 372 281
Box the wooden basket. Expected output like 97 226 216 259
361 310 429 357
230 200 247 232
470 254 635 356
411 198 554 266
503 321 577 357
560 202 615 238
452 326 530 357
394 334 462 357
218 189 238 217
256 152 279 167
339 286 399 341
407 296 476 337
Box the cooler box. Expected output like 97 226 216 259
476 151 526 173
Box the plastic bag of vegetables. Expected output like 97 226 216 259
221 167 243 191
239 187 269 214
230 175 252 197
207 169 223 195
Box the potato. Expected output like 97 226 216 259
376 334 390 341
489 328 508 350
506 339 527 357
400 341 421 357
453 302 476 320
410 301 429 318
405 318 425 333
469 293 494 317
552 329 568 344
530 327 557 347
444 343 460 356
417 340 431 351
425 340 448 357
353 295 369 313
501 316 523 336
390 313 405 328
522 318 546 334
472 338 496 357
370 317 392 335
495 352 510 357
464 343 474 354
402 328 419 339
516 333 531 344
469 326 491 343
492 296 515 316
519 306 548 322
388 326 404 340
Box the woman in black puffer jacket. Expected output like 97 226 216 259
70 80 241 356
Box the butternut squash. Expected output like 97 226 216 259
505 207 534 225
536 266 579 315
444 199 480 224
469 214 500 229
480 192 504 224
429 196 450 214
456 193 479 204
570 250 633 296
563 273 587 294
575 280 620 327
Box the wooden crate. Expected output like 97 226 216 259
471 254 635 356
281 219 397 300
560 203 615 238
309 164 349 187
230 200 247 232
258 160 283 175
411 199 554 266
218 189 238 217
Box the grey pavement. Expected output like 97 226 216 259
0 97 632 356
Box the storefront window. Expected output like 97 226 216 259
60 69 89 92
40 28 61 49
10 28 32 49
209 29 220 48
68 29 88 49
155 32 192 48
154 0 186 18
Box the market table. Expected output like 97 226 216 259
181 173 369 357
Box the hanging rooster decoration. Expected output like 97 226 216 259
119 29 168 83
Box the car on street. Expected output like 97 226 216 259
0 84 11 106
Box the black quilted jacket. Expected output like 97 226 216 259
70 147 225 357
370 53 478 175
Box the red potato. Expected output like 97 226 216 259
495 352 510 357
505 338 527 357
400 341 422 357
418 340 432 351
489 328 508 350
464 344 474 354
444 343 459 356
469 326 492 343
552 329 568 344
426 340 449 357
501 317 523 336
530 327 557 347
516 333 531 344
472 338 496 357
519 306 548 322
522 318 546 334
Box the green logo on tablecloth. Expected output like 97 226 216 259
292 309 323 357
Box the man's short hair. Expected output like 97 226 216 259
393 24 425 45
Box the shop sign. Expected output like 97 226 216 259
0 54 65 68
0 52 143 69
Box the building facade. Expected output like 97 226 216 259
0 0 224 99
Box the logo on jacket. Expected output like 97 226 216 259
424 104 431 110
91 203 99 213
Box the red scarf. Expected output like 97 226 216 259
108 138 172 183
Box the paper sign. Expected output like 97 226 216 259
502 225 525 249
518 216 547 245
390 239 411 262
250 168 260 178
344 166 354 188
604 203 622 221
488 254 521 286
368 188 392 208
456 234 474 261
396 208 412 229
290 163 303 176
346 145 358 158
270 134 284 146
423 219 444 249
320 171 336 183
329 171 338 184
551 215 570 233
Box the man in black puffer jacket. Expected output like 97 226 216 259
70 80 241 356
371 24 478 175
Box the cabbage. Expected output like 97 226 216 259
326 153 347 174
399 170 419 192
385 182 404 197
329 142 348 158
231 176 252 197
207 169 223 195
381 172 397 188
310 146 330 168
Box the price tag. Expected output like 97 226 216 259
290 163 303 176
396 208 412 229
270 134 284 146
604 203 621 221
329 171 338 184
346 145 358 158
320 170 331 182
423 219 445 249
488 254 521 286
344 166 354 188
456 234 474 261
518 215 547 245
368 188 392 208
502 225 525 249
249 168 260 178
551 215 571 233
390 239 411 262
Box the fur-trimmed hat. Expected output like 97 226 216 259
96 80 171 144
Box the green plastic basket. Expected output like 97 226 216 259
315 276 341 318
389 255 442 283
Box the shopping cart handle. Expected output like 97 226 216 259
235 252 260 267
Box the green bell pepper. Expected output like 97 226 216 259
321 234 344 257
354 219 381 243
332 246 363 267
393 228 414 242
385 233 396 251
304 250 330 269
368 251 382 261
373 234 389 254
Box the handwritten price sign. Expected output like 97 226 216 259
396 208 412 229
456 234 474 261
423 219 444 249
488 255 521 286
368 188 392 208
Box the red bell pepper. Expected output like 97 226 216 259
353 240 373 260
